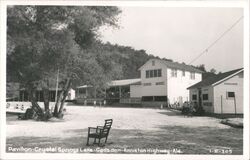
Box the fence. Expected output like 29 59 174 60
76 98 105 105
119 98 141 104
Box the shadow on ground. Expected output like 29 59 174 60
157 110 183 116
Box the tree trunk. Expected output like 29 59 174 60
42 80 51 121
43 88 50 112
53 90 61 117
54 78 72 118
53 98 59 117
58 78 72 118
28 85 44 120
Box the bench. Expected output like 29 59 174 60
86 119 113 146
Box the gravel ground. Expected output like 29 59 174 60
7 106 230 138
6 105 243 154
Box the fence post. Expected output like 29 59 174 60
221 95 223 114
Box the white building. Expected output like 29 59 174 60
130 59 203 106
187 68 243 114
75 59 203 107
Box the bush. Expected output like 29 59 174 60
193 106 205 116
181 102 205 116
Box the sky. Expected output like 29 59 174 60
100 7 243 73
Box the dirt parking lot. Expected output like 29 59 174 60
6 105 243 154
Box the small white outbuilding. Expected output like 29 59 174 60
187 68 243 114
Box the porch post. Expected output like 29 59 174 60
105 88 107 99
86 88 88 98
77 88 79 99
119 86 121 98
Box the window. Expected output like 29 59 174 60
158 69 162 77
153 70 157 77
145 69 162 78
154 96 167 101
171 69 177 77
142 96 153 101
143 83 151 86
156 82 164 85
182 70 185 76
150 70 153 77
142 96 167 102
190 72 195 80
146 71 149 78
238 75 243 78
192 94 197 100
202 94 208 100
227 92 235 99
152 60 155 66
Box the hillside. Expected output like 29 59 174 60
99 42 173 79
98 42 215 80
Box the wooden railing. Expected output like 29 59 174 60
119 98 141 104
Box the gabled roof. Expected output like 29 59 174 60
108 78 141 87
139 59 203 73
187 68 243 89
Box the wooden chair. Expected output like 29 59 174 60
86 119 113 146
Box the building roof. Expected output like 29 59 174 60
77 79 141 89
76 85 93 89
187 68 243 89
108 78 141 87
139 59 203 73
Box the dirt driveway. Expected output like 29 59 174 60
6 106 243 154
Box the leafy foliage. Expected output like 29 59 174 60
195 64 218 80
93 42 158 79
7 6 121 88
7 6 122 119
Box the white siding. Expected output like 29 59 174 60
67 89 75 100
130 85 142 98
201 87 214 113
140 59 168 96
189 87 214 113
167 68 202 104
133 59 202 105
213 72 243 114
189 89 198 102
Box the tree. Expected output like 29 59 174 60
195 64 218 80
210 68 217 74
7 6 121 120
196 64 206 72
